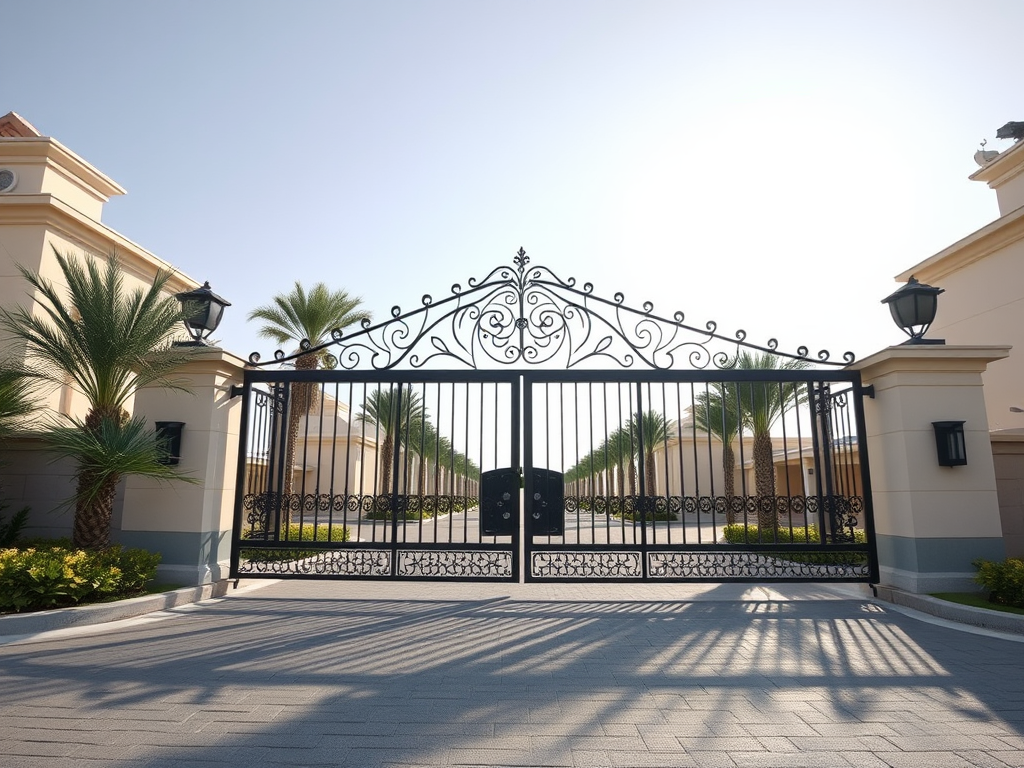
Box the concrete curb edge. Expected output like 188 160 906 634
874 584 1024 635
0 580 232 636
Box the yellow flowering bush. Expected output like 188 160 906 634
0 543 160 613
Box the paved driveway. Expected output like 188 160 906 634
1 581 1023 768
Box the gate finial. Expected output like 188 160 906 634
514 247 529 273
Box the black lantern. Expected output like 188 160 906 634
175 282 231 345
155 421 185 466
881 276 944 344
932 421 967 467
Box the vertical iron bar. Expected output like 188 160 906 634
635 382 648 577
229 378 253 579
809 383 828 543
511 375 521 580
522 375 534 580
779 381 792 542
852 376 879 583
389 383 404 571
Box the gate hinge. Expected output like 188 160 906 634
229 384 245 399
861 385 875 399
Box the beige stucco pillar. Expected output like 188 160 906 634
119 348 246 585
851 345 1010 593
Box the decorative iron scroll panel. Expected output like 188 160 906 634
244 250 855 372
230 370 520 581
521 370 876 583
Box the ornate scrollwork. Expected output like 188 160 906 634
531 551 643 578
398 550 513 578
248 248 854 370
241 492 476 526
237 548 392 576
647 551 870 579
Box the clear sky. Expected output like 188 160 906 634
3 0 1020 366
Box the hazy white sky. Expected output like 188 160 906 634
3 0 1020 366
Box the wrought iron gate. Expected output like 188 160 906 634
231 251 877 583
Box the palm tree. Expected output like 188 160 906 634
247 282 371 503
629 409 675 499
0 249 197 549
356 385 426 496
693 382 742 523
731 351 810 534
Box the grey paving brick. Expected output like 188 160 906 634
687 752 739 768
839 754 892 768
608 751 699 767
952 751 1017 768
872 753 979 768
729 754 854 768
675 736 767 752
987 753 1024 768
886 735 1014 751
571 750 614 766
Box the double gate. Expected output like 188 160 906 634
230 253 876 583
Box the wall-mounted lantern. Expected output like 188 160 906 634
155 421 185 466
881 276 945 344
174 282 231 345
932 420 967 467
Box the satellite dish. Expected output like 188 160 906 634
975 149 999 166
974 139 999 166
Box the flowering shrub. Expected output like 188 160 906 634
0 543 160 613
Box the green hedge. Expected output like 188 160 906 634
974 558 1024 608
241 522 350 561
0 542 161 613
722 523 868 565
362 499 477 520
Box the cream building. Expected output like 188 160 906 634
0 111 246 583
896 131 1024 557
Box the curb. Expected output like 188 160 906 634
0 580 233 636
874 584 1024 635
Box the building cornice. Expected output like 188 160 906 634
0 137 126 200
969 138 1024 188
0 194 198 294
895 204 1024 284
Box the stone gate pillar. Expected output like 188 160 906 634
851 345 1010 593
120 348 246 585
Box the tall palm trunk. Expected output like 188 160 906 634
73 408 127 549
73 471 119 549
722 444 737 525
379 432 395 497
644 450 657 499
282 353 318 527
753 431 778 536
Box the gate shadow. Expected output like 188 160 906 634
2 582 1023 766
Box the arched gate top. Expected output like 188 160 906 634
248 248 855 371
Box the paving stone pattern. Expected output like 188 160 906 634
1 581 1023 767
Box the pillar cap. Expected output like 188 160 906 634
848 344 1011 377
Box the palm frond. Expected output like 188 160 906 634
43 415 199 510
0 247 194 416
0 365 38 442
248 281 372 351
